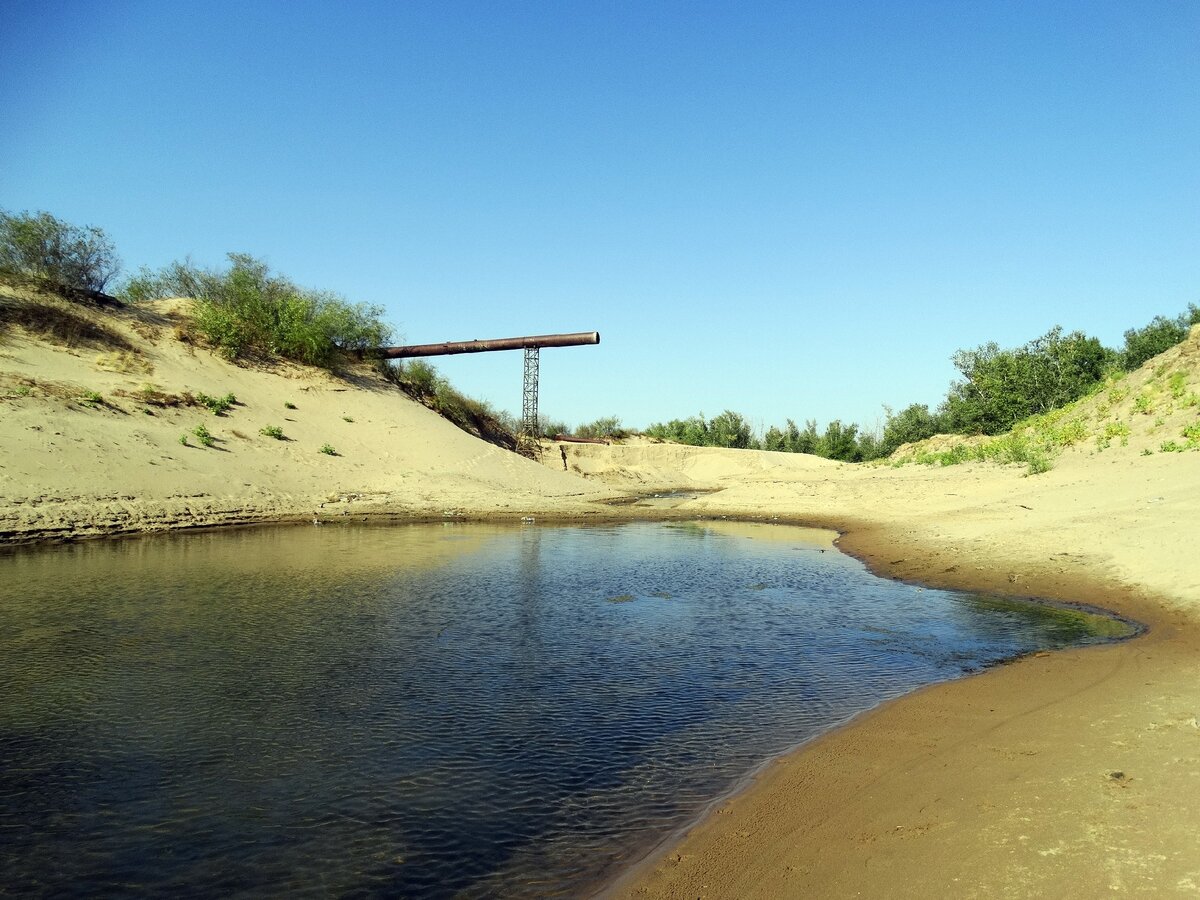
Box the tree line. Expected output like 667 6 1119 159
641 313 1199 462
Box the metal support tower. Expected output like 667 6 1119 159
521 345 540 440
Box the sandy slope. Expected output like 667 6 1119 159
4 287 1200 896
0 289 620 542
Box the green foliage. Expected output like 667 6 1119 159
259 424 285 440
789 419 819 454
762 425 786 451
817 420 861 461
943 326 1113 435
708 410 755 448
79 390 103 405
319 443 338 456
880 404 945 456
397 359 439 398
538 417 571 439
1095 421 1130 450
120 254 391 368
576 416 628 440
1121 305 1200 370
0 209 121 294
644 414 711 446
195 391 237 415
284 401 297 409
179 434 189 446
394 359 517 449
191 423 215 447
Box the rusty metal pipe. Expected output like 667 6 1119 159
377 331 599 359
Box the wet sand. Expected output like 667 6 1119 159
607 525 1200 898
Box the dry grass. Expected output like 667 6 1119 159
0 293 133 352
112 383 198 409
94 350 154 375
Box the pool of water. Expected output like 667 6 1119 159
0 521 1133 897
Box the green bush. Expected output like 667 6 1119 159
195 391 237 415
645 415 711 446
880 404 945 456
817 419 861 461
942 326 1113 435
1121 306 1200 370
708 410 756 448
538 417 572 439
576 416 628 440
192 424 215 447
259 425 285 440
119 253 391 368
397 359 439 398
0 209 121 295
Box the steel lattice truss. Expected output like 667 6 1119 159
521 346 540 438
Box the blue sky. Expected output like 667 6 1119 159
3 1 1197 434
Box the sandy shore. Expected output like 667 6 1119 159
4 288 1200 895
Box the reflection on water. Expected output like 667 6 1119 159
0 523 1133 897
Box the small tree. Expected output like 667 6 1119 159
818 420 861 461
788 419 819 454
708 410 755 448
0 209 121 294
763 425 786 451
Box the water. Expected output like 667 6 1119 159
0 521 1133 897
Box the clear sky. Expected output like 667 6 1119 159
3 1 1197 434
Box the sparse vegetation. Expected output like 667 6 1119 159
284 401 297 409
79 390 103 406
196 391 237 416
319 443 337 456
394 359 517 450
94 350 152 375
0 294 133 350
259 425 285 440
1096 421 1130 450
192 424 215 447
342 415 354 423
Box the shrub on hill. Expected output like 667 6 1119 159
0 209 121 296
391 359 518 450
941 326 1113 435
879 403 946 457
121 254 391 368
1121 305 1200 371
